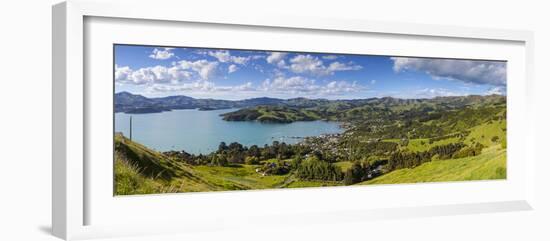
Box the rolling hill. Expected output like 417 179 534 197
114 93 507 195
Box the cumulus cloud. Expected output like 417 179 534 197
261 76 316 92
177 60 219 80
115 64 192 85
232 82 255 91
147 81 256 94
208 50 250 65
322 55 339 60
149 81 215 93
391 57 506 86
260 76 364 96
228 64 238 74
414 88 465 98
266 52 288 69
323 81 360 95
149 48 175 60
115 59 218 86
327 61 363 72
485 86 507 95
267 52 287 64
289 55 362 76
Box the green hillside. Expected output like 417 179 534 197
221 105 321 123
115 134 220 194
115 94 507 195
361 145 506 185
115 134 328 194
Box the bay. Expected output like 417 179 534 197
115 108 343 154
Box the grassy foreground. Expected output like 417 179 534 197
115 133 506 195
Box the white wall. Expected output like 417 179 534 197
0 0 548 240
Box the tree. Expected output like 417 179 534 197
343 161 365 185
290 156 303 170
218 142 228 153
248 145 261 158
295 157 343 181
211 153 228 166
343 169 355 185
245 156 259 165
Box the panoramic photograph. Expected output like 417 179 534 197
113 44 507 195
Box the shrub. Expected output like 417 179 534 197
245 156 260 165
343 162 366 185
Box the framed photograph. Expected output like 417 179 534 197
53 0 535 240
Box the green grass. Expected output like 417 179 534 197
285 180 343 188
359 145 506 185
334 161 353 171
114 153 168 195
406 137 461 152
114 134 221 194
383 136 462 153
191 164 289 190
465 120 506 147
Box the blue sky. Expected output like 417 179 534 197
114 45 506 100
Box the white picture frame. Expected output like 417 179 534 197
52 0 535 240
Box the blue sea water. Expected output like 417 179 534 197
115 108 343 154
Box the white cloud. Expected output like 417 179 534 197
289 55 362 76
115 65 192 85
114 65 134 83
266 52 288 69
323 81 360 95
370 79 376 85
251 55 265 60
228 64 238 74
391 57 506 86
147 81 256 94
322 55 339 60
327 61 363 72
262 76 316 92
414 88 465 98
149 81 216 93
232 82 255 91
288 55 325 75
208 50 250 65
260 76 364 96
485 86 506 95
177 59 219 80
267 52 287 64
115 59 218 86
149 48 175 60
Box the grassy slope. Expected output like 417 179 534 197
114 154 167 195
191 164 289 190
465 120 506 147
360 145 506 185
360 119 507 185
384 137 462 152
115 134 333 193
114 134 220 194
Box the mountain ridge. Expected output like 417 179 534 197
115 91 505 114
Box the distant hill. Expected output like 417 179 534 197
114 91 285 113
114 91 505 115
221 94 506 123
